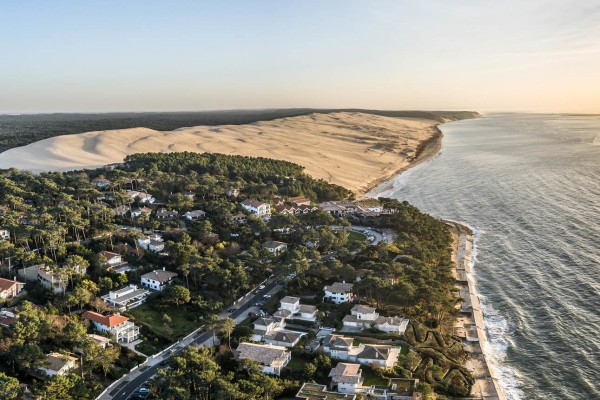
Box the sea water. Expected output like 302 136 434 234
368 113 600 399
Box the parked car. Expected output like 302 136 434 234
248 311 257 317
258 284 266 290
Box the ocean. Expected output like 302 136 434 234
369 113 600 399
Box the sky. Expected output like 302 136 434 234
1 0 599 114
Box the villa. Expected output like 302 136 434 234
324 282 355 304
0 277 25 299
184 210 206 220
262 240 288 255
235 342 291 376
322 334 400 369
140 268 177 291
39 353 78 377
101 284 150 311
136 234 165 252
82 310 140 343
274 296 317 322
241 199 271 218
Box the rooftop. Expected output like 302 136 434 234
82 311 129 328
45 352 77 372
0 277 24 291
236 342 288 365
296 383 356 400
141 269 177 283
280 296 300 304
351 304 377 314
324 282 354 293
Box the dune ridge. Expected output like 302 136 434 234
0 112 441 195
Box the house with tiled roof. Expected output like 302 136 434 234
329 363 364 394
324 282 355 304
136 234 165 252
0 277 25 299
262 241 288 255
155 208 179 220
289 196 311 206
235 342 291 376
263 330 303 348
82 310 139 343
342 305 379 330
322 334 400 369
276 296 318 322
140 268 177 291
39 352 78 377
184 210 206 220
132 207 153 218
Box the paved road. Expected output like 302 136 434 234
103 280 280 400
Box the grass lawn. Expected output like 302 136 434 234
362 367 390 386
127 303 200 339
286 356 310 372
135 339 163 356
348 231 367 243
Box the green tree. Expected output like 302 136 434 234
165 285 191 308
0 373 21 400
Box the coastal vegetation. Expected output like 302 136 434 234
0 151 470 398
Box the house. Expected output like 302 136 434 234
342 305 379 330
98 250 132 274
0 309 17 328
132 207 153 218
155 208 179 219
289 196 311 206
184 210 206 221
296 383 356 400
0 229 9 240
264 330 304 348
0 277 25 299
91 177 111 188
329 363 364 394
324 282 354 304
322 334 400 369
295 205 319 214
82 311 140 343
126 190 155 204
18 265 67 294
252 317 284 341
374 316 409 335
137 234 165 252
356 345 400 369
318 201 357 216
113 205 131 217
274 205 296 215
87 334 112 349
39 353 78 377
101 284 150 311
272 197 285 206
228 213 247 224
241 199 271 218
140 268 177 291
227 188 240 197
235 342 291 376
262 241 288 255
275 296 317 322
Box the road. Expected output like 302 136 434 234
101 280 280 400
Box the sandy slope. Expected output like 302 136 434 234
0 112 439 194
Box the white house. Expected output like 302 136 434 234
241 199 271 218
137 234 165 252
127 190 155 204
329 363 364 394
91 177 111 188
274 296 317 322
342 305 379 330
262 241 288 255
87 334 112 349
252 317 283 341
155 208 179 219
18 265 67 294
101 284 150 311
0 277 25 299
374 316 409 335
0 229 10 240
322 334 400 369
296 383 356 400
39 353 78 377
184 210 206 221
324 282 355 304
140 268 177 291
235 342 291 376
82 311 140 343
132 207 153 218
263 330 304 348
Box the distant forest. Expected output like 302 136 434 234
0 109 479 153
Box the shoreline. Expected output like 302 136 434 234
447 221 506 400
358 125 443 198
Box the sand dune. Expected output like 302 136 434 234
0 112 440 194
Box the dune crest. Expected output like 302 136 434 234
0 112 440 194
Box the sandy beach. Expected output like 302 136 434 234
448 222 507 400
0 112 441 196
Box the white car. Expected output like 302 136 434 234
258 284 266 290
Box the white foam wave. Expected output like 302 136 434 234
470 229 525 400
592 134 600 145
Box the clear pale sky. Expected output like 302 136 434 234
1 1 599 113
